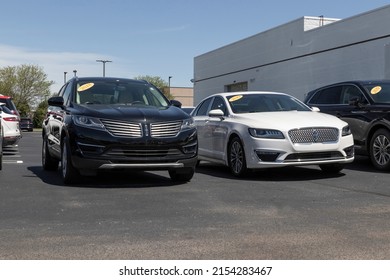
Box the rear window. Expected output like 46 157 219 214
0 96 19 114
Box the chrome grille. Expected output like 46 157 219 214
285 151 344 162
288 127 339 144
151 121 182 138
106 148 182 158
101 119 142 137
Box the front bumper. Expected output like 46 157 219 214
67 125 198 173
3 135 22 146
245 134 355 169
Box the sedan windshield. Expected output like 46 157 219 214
363 82 390 103
227 93 311 113
75 80 170 107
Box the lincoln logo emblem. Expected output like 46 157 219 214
312 129 319 142
144 124 149 137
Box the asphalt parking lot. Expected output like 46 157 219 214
1 132 390 259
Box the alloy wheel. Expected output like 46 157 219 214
372 134 390 166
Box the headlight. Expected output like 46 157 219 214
248 128 285 139
73 115 105 130
181 118 195 131
342 125 352 136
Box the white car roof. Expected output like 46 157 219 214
210 91 290 98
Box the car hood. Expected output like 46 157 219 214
71 104 189 122
233 111 348 130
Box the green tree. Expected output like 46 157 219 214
0 64 54 115
134 75 173 99
33 100 48 129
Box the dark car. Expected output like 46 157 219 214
305 80 390 171
20 117 34 132
0 94 20 116
42 77 198 184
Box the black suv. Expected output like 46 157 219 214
305 80 390 171
42 77 198 184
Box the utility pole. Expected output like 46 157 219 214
168 76 172 96
96 60 112 77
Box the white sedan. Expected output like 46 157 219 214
191 91 355 176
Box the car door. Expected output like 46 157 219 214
336 85 370 146
45 82 73 157
204 96 229 161
193 97 213 158
307 84 369 145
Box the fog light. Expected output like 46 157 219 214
344 145 354 158
183 143 197 154
255 151 280 162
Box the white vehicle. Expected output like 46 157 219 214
0 103 21 147
0 113 2 170
191 91 355 176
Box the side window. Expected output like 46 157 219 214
195 98 212 116
210 96 227 115
310 86 343 105
62 82 73 106
341 85 367 104
57 84 67 97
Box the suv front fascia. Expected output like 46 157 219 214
42 77 198 184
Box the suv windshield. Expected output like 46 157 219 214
75 80 170 107
228 93 311 113
363 82 390 103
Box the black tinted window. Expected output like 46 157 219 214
210 96 227 115
340 85 366 104
310 86 342 104
363 82 390 103
195 98 212 116
75 80 169 107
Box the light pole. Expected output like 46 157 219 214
73 70 77 77
96 59 112 77
168 76 172 96
64 72 67 83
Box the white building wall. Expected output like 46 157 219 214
193 5 390 104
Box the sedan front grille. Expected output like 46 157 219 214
151 121 182 138
288 127 339 144
101 119 142 137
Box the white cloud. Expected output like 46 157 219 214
0 44 133 92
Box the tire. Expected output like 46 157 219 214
319 163 345 174
169 167 195 182
369 129 390 171
228 137 247 177
42 136 59 171
61 137 80 184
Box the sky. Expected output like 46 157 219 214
1 0 389 92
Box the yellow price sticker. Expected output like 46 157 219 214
229 95 243 102
370 86 382 95
78 82 95 92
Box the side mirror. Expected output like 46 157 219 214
311 106 320 112
209 109 224 119
48 96 64 107
170 100 182 108
349 97 362 107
